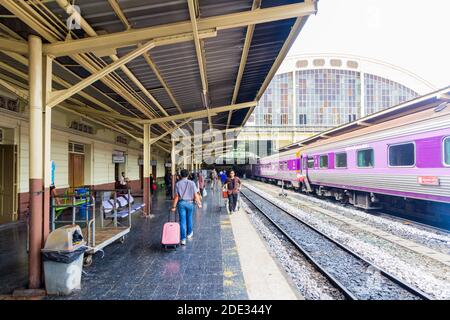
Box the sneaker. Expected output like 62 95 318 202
181 239 186 245
187 232 193 240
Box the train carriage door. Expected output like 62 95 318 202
302 154 312 192
0 144 17 224
295 150 302 175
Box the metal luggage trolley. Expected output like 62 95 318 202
83 189 144 266
51 188 143 266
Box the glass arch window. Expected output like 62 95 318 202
364 74 418 114
295 69 361 129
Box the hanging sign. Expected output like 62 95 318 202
112 155 125 163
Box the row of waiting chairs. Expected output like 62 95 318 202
102 193 145 221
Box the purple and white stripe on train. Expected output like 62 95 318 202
252 88 450 225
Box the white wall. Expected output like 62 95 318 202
0 108 157 193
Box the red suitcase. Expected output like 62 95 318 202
161 210 180 249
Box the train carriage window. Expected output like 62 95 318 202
319 155 328 169
389 143 415 167
444 137 450 166
307 156 314 169
357 149 374 168
335 152 347 168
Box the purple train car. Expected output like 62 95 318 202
253 87 450 226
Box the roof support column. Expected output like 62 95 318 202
171 139 176 200
360 72 366 118
28 35 43 289
143 124 151 217
42 55 53 243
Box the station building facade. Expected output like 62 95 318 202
239 54 437 154
0 90 169 224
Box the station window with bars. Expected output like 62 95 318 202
68 142 85 154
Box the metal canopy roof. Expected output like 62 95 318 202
0 0 317 150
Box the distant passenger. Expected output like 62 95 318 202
164 172 172 196
171 169 202 245
119 172 128 189
211 169 218 190
225 169 241 213
220 170 227 186
150 173 155 195
198 172 205 197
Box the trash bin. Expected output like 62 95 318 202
41 225 87 295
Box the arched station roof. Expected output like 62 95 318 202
277 53 437 95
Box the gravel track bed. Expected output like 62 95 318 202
252 180 450 254
241 188 421 300
240 199 345 300
244 181 450 299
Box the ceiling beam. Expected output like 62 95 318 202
54 0 192 136
187 0 212 130
104 0 195 134
64 105 141 123
150 118 193 145
42 2 318 56
2 1 159 124
47 40 156 108
140 101 257 125
242 15 312 125
0 45 143 132
107 0 131 30
188 0 208 94
0 37 28 54
227 0 261 129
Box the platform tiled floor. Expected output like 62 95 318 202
0 222 28 295
50 189 248 300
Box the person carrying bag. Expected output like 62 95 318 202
225 169 241 214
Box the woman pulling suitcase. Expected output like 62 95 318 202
169 169 202 246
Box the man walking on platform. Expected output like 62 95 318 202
225 169 241 213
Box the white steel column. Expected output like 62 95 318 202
360 72 366 118
28 35 44 289
291 70 297 128
143 124 151 217
171 138 176 199
43 55 53 242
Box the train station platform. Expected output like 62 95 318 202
0 187 299 300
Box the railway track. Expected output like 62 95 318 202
250 179 450 264
240 186 433 300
